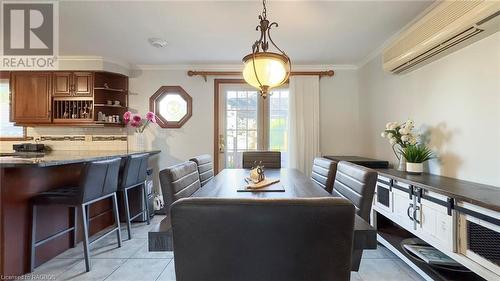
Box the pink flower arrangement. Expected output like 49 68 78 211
124 111 156 133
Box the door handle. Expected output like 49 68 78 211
413 205 420 224
407 203 414 221
218 134 225 153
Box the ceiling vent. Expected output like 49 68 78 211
383 1 500 74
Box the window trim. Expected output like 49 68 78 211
0 71 27 141
149 86 192 128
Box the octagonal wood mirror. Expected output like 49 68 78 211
149 86 192 128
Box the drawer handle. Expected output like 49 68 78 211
407 204 414 221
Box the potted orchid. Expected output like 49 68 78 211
123 111 156 151
381 120 418 171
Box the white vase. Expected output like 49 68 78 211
406 162 423 174
134 132 145 151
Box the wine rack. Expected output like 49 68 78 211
53 99 93 123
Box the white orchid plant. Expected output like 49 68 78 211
381 120 418 160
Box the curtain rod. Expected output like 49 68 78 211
187 70 334 82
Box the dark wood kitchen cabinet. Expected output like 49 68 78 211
11 72 52 124
11 71 127 126
53 71 93 97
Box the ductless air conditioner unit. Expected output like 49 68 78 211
383 1 500 74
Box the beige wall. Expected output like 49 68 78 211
320 68 361 156
358 31 500 186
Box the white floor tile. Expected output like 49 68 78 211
394 259 426 281
358 258 415 281
19 258 82 280
103 258 171 281
56 258 126 281
156 259 176 281
91 238 147 259
350 272 363 281
362 244 397 259
121 222 155 239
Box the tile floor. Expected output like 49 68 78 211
20 215 425 281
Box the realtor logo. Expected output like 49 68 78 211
1 1 58 70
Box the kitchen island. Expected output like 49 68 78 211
0 150 160 276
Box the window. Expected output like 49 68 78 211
0 79 24 139
149 86 192 128
220 84 289 169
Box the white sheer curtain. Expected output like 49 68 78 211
287 76 320 176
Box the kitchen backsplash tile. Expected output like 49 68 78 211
0 126 129 152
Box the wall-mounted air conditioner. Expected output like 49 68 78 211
383 1 500 74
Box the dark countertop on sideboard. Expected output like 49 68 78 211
376 169 500 212
0 150 161 168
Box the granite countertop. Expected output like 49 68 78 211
376 168 500 212
0 150 161 168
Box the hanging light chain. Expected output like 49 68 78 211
262 0 267 20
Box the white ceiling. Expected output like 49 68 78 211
59 0 433 66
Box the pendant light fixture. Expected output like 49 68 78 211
242 0 291 99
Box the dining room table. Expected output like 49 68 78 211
148 168 378 257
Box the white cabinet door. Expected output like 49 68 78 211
392 188 414 230
416 192 454 252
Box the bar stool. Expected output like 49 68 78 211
30 158 122 272
118 153 150 240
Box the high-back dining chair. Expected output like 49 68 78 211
30 158 122 272
159 161 201 211
118 153 150 240
332 160 377 270
171 197 355 281
189 154 214 186
242 151 281 168
311 157 337 193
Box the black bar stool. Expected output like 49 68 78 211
30 158 122 272
118 153 150 240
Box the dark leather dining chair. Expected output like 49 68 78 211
242 151 281 168
159 161 201 211
189 154 214 186
171 197 355 281
332 160 377 271
311 157 337 193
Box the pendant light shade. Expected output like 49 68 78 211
242 52 290 92
242 0 291 99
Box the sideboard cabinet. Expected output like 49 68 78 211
372 170 499 281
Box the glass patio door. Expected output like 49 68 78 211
216 82 289 172
218 84 264 170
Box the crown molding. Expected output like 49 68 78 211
133 63 357 71
57 56 131 70
57 58 358 72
